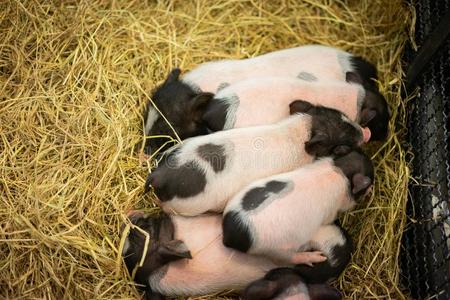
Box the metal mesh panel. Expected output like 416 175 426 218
401 1 450 299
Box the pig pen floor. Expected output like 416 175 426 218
0 1 413 299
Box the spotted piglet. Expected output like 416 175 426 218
222 149 373 265
145 101 367 216
242 268 342 300
145 45 384 153
182 45 378 94
203 76 385 141
121 212 327 298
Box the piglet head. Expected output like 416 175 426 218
120 211 192 287
289 100 365 158
145 68 214 154
242 268 305 300
346 71 390 141
242 268 342 300
333 149 374 200
307 283 342 300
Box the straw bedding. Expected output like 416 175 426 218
0 0 413 299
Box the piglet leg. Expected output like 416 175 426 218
290 251 327 266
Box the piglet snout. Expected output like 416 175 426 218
361 127 371 144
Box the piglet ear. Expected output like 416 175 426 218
352 173 372 195
345 71 363 84
360 108 377 126
305 132 329 156
308 283 342 300
333 145 351 156
191 92 214 110
289 100 314 115
158 239 192 263
241 279 278 300
163 68 181 84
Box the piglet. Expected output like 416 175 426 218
222 149 373 265
203 76 384 142
121 212 327 298
183 45 378 93
145 101 367 216
242 268 342 300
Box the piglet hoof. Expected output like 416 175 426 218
291 250 327 266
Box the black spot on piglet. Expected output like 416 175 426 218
202 98 230 132
197 143 226 172
146 160 207 201
297 72 318 81
242 180 288 211
217 82 230 91
222 211 252 253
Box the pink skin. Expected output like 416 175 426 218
182 45 355 93
291 251 326 266
224 158 356 264
215 78 363 130
146 215 325 297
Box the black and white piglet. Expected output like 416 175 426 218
122 212 326 298
144 45 385 152
203 75 384 142
182 45 378 93
242 268 342 300
222 149 373 265
122 211 349 298
145 101 367 216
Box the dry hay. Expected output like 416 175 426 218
0 0 414 299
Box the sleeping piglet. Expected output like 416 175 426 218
203 76 386 140
145 101 369 216
222 149 373 265
182 45 378 93
242 268 342 300
144 45 385 153
121 212 329 298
